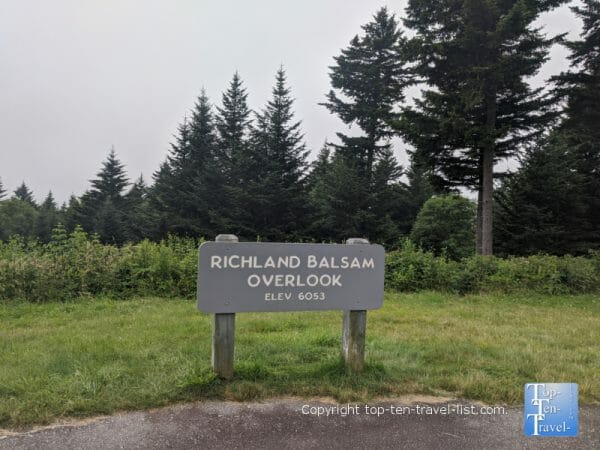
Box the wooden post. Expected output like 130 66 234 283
342 238 368 372
211 234 238 379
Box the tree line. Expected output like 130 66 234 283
1 1 599 257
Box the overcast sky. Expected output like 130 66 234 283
0 1 582 203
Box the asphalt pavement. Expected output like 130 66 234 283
1 398 598 449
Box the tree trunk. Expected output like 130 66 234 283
476 151 483 254
480 91 496 255
476 185 483 254
481 147 494 255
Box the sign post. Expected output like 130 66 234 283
342 238 369 372
197 236 384 377
211 234 238 379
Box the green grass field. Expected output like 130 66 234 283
1 292 599 428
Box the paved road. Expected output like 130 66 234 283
1 399 598 449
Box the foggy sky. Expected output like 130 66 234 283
0 1 582 203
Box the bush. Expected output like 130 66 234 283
410 194 476 260
0 226 201 302
385 241 600 295
1 229 599 302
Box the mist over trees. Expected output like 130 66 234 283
1 2 599 257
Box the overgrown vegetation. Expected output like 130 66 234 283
386 241 600 295
0 226 199 302
1 292 598 429
1 229 599 302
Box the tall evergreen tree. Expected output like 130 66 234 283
35 191 60 243
124 175 153 242
401 157 435 235
306 145 334 240
61 195 83 233
318 7 411 242
309 149 371 241
79 148 129 244
322 7 411 178
495 140 590 255
213 72 255 237
307 145 407 244
0 177 6 200
150 161 175 239
13 182 36 206
250 68 309 241
89 148 129 201
400 0 566 255
151 91 219 238
552 0 600 249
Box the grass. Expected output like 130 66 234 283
1 291 599 429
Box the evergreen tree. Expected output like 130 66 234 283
35 191 60 243
213 72 255 237
0 177 6 200
61 195 83 233
124 175 153 242
495 140 590 255
306 145 334 240
322 7 411 178
401 157 435 235
309 150 371 241
0 198 38 240
13 182 36 206
400 0 566 255
151 91 219 239
89 147 129 201
249 68 309 241
368 148 408 243
188 91 220 238
552 0 600 250
79 148 129 244
149 162 175 239
318 7 411 242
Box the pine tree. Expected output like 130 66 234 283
249 68 309 241
35 191 60 243
322 7 411 178
552 0 600 250
0 177 6 200
89 147 129 201
61 195 83 233
151 91 219 238
495 140 590 255
368 148 408 243
213 72 255 237
318 7 411 242
124 175 153 242
400 0 566 255
309 150 371 241
149 162 175 239
306 145 334 240
13 182 36 206
401 157 434 235
79 148 129 243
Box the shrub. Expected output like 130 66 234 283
1 230 599 302
0 227 201 302
410 194 476 260
385 241 600 295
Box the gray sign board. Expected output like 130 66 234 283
197 242 385 313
